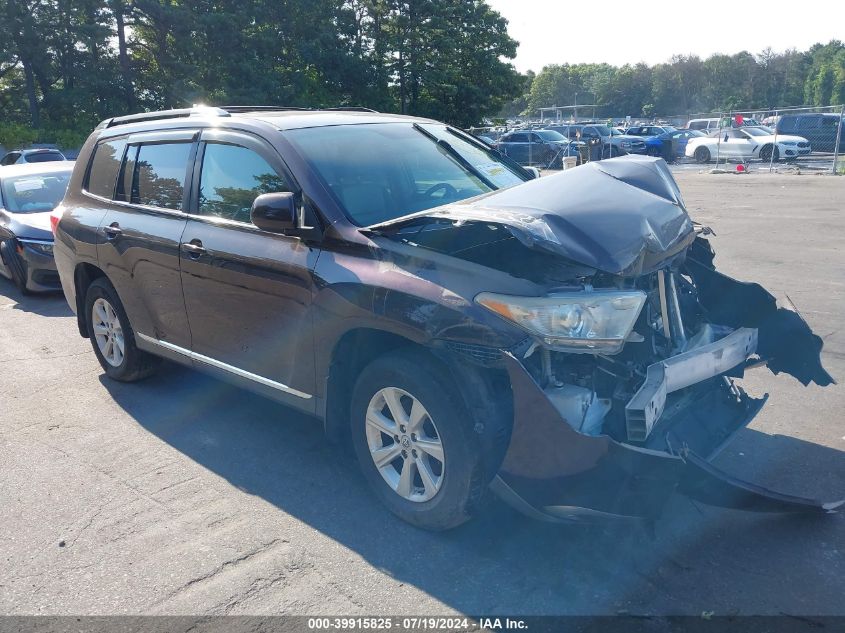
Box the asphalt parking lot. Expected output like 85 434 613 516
1 172 843 617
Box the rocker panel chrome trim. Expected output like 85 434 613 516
136 332 312 399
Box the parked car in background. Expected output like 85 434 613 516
685 117 761 133
625 125 677 138
776 113 845 153
551 124 647 158
0 162 73 293
0 148 67 166
645 129 707 159
686 118 722 132
53 106 836 530
684 126 810 162
496 129 582 167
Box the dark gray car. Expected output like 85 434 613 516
551 124 647 158
0 162 72 293
495 129 582 167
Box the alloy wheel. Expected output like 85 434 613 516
365 387 445 502
92 297 125 367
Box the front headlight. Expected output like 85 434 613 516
780 141 797 146
19 239 54 255
476 290 646 354
621 141 632 147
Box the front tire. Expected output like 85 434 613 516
760 144 779 162
350 349 487 530
1 240 30 295
85 277 160 382
694 146 711 163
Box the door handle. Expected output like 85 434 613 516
103 223 122 240
181 240 206 259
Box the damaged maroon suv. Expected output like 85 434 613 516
53 106 840 530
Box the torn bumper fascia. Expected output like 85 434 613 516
494 351 843 523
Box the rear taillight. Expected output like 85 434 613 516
50 205 65 235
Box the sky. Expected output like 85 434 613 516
486 0 844 73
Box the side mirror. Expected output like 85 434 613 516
251 192 297 233
524 166 541 179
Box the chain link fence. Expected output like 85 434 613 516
488 104 844 174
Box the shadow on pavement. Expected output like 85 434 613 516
0 280 71 317
100 362 845 615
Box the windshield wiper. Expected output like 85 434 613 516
443 126 533 179
412 123 496 190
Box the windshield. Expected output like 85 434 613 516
743 127 769 137
534 130 566 141
600 126 618 136
285 123 527 226
0 171 71 213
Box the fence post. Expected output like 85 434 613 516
769 109 778 173
715 111 725 166
833 105 844 175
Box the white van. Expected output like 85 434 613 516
686 116 761 132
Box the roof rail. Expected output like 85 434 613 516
220 106 379 113
219 105 310 113
322 107 378 113
94 104 381 130
97 106 230 129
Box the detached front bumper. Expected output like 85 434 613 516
492 343 842 523
489 243 841 523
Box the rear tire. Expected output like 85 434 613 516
84 277 160 382
694 146 711 163
350 349 488 530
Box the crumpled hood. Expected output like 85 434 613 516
8 211 54 240
369 156 695 276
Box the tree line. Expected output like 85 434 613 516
504 41 845 120
0 0 521 148
1 1 843 151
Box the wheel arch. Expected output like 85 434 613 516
73 262 107 337
323 327 513 478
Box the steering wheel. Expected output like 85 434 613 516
424 182 458 199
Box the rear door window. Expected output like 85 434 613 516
86 138 127 199
117 142 192 210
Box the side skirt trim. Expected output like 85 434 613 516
136 332 312 400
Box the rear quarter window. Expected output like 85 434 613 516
85 138 127 199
